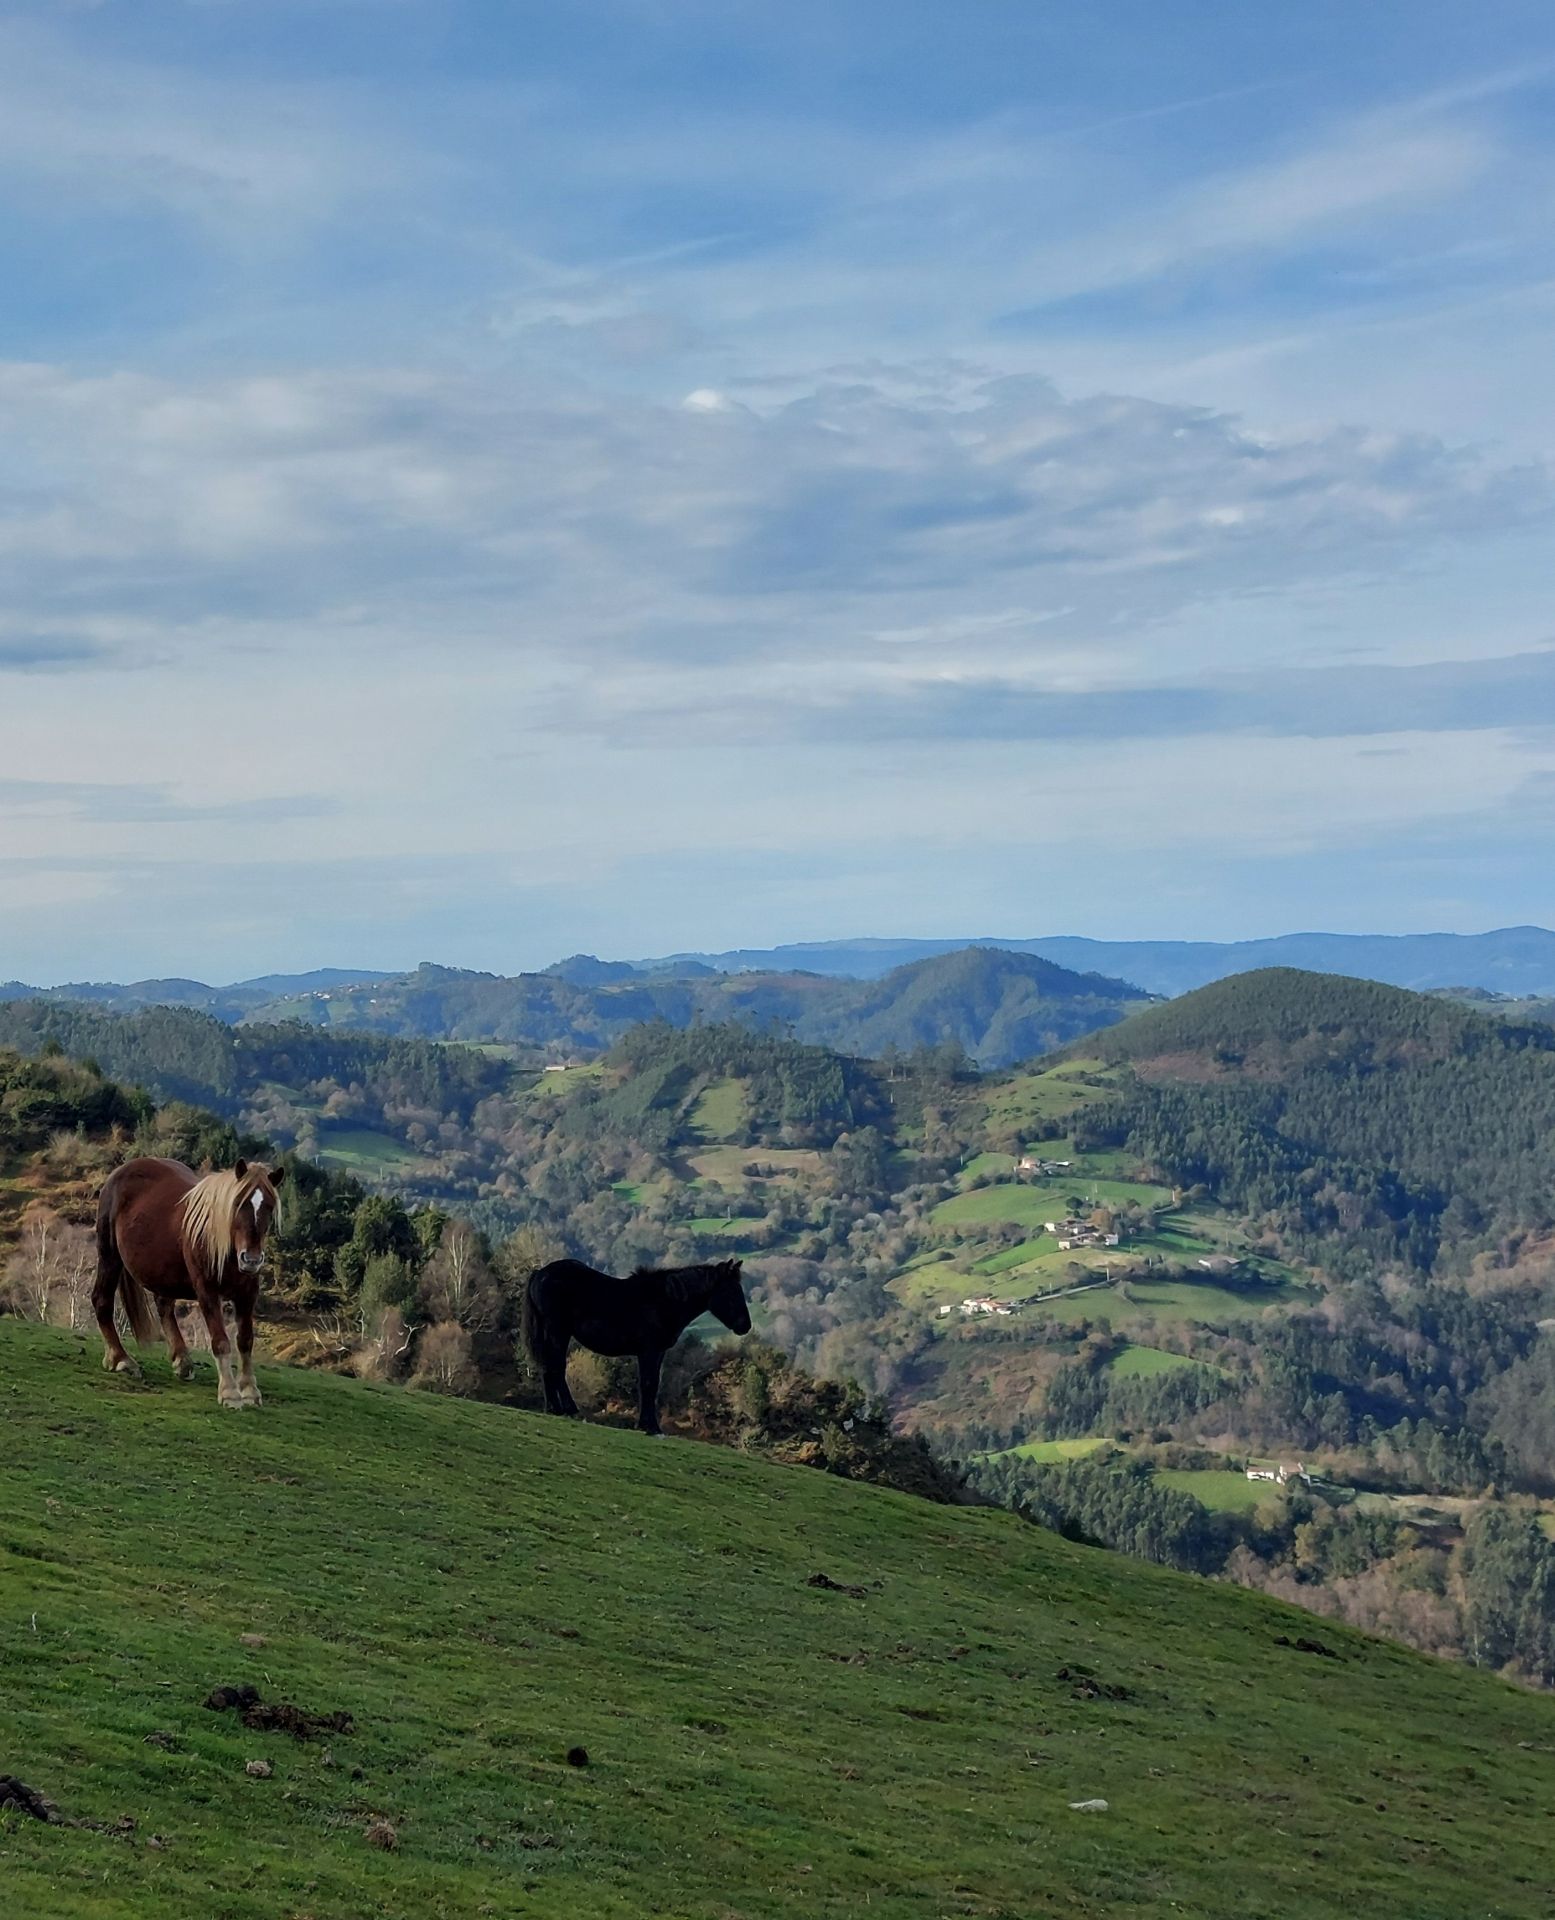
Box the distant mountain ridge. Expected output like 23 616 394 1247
648 925 1555 995
0 948 1148 1070
9 928 1555 1052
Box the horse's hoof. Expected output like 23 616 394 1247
113 1356 142 1379
174 1359 195 1382
218 1395 245 1411
243 1391 264 1410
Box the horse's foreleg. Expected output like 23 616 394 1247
196 1287 242 1410
159 1299 194 1381
92 1254 137 1377
234 1290 262 1408
636 1348 665 1436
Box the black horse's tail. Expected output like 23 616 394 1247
95 1184 159 1347
520 1266 546 1364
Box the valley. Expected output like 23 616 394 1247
4 962 1555 1688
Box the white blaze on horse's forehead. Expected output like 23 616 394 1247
250 1187 265 1216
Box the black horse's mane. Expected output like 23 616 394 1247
630 1258 740 1305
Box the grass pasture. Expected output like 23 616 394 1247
1106 1345 1202 1381
688 1077 747 1144
980 1059 1124 1138
684 1146 823 1188
989 1436 1113 1465
931 1172 1174 1235
886 1259 967 1308
311 1128 421 1173
1153 1467 1288 1513
4 1322 1554 1920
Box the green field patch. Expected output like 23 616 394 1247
1019 1273 1314 1330
612 1180 646 1206
989 1436 1112 1465
958 1151 1016 1185
313 1127 420 1172
687 1215 758 1238
685 1145 822 1187
981 1059 1123 1136
688 1076 748 1144
972 1240 1054 1276
529 1062 607 1097
887 1260 967 1307
1154 1468 1287 1513
1107 1345 1202 1380
932 1176 1174 1237
931 1184 1066 1231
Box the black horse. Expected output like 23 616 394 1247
523 1257 752 1435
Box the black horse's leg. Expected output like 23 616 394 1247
555 1350 580 1416
636 1348 664 1435
541 1337 578 1416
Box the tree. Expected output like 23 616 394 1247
408 1321 478 1396
418 1219 499 1332
334 1194 420 1294
1 1205 94 1329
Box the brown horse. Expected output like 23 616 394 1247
93 1157 286 1410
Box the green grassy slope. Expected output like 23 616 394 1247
3 1323 1553 1920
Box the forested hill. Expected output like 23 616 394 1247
1 946 1148 1070
1090 966 1513 1070
1076 968 1555 1278
0 1001 512 1146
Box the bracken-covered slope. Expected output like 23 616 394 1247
2 1323 1552 1920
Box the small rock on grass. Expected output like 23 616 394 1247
238 1633 268 1649
364 1818 398 1851
1068 1798 1108 1812
244 1760 273 1780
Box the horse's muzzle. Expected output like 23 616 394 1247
237 1252 266 1275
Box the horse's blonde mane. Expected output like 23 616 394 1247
178 1167 279 1278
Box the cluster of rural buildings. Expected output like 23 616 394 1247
1015 1154 1073 1176
1044 1216 1122 1251
1245 1460 1313 1486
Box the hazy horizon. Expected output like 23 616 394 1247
10 921 1555 993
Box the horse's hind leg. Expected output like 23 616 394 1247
159 1299 194 1381
92 1247 138 1377
540 1338 578 1416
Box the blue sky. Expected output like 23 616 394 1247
3 0 1554 982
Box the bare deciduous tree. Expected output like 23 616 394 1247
408 1320 478 1395
2 1205 95 1330
418 1221 500 1332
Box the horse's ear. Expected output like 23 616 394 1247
233 1159 248 1179
269 1163 287 1189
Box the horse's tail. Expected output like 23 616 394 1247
119 1271 160 1347
94 1185 159 1348
520 1265 548 1364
